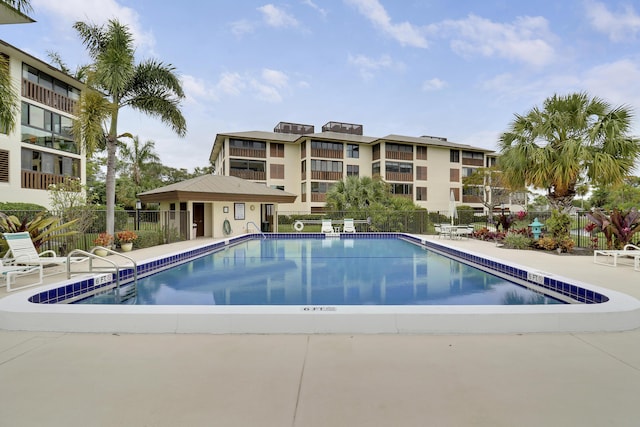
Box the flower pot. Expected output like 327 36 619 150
121 242 133 252
95 248 108 257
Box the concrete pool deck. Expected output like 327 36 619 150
2 236 640 426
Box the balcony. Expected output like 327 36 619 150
462 195 483 203
22 79 77 115
385 151 413 161
229 170 266 180
311 171 343 181
22 170 74 190
385 172 413 182
311 193 327 202
462 158 484 167
311 148 343 159
229 147 266 158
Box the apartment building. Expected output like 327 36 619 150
210 121 508 215
0 39 85 209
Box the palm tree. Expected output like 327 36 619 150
72 19 186 235
0 55 19 134
498 92 640 213
326 176 389 212
1 0 33 14
118 135 161 197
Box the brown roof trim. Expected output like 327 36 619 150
139 191 296 204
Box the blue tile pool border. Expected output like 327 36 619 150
27 233 607 305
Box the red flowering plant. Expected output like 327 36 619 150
116 230 138 244
94 232 113 246
585 208 640 249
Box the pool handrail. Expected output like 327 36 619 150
246 221 266 239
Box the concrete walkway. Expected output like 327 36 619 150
2 237 640 426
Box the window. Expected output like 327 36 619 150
311 140 343 151
390 183 413 196
450 149 460 162
416 166 427 180
462 167 475 178
372 162 380 176
270 163 284 179
22 65 80 99
229 138 266 150
450 168 460 182
270 143 284 157
21 148 80 177
347 165 359 176
230 159 265 172
486 157 497 167
416 146 427 160
347 144 359 158
21 102 78 153
301 160 306 174
462 150 484 159
311 159 342 172
0 149 8 182
385 161 413 174
386 143 412 153
311 182 332 193
416 186 427 201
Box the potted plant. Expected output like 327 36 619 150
116 230 138 252
94 232 113 256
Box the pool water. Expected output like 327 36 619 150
79 238 563 306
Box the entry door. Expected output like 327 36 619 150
193 203 205 236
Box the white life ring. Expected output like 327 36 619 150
293 221 304 232
223 219 232 235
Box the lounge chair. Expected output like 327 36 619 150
452 226 474 239
3 232 88 274
593 244 640 267
0 260 43 292
343 218 356 233
321 219 334 234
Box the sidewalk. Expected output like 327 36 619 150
2 237 640 426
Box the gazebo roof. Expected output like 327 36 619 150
138 175 297 203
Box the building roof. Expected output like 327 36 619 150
302 131 378 144
381 134 494 152
0 3 34 24
138 175 297 203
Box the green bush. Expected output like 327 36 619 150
503 233 534 249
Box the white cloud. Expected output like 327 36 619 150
262 69 289 88
181 74 219 104
230 19 255 36
429 14 556 67
422 78 447 91
582 59 640 106
302 0 328 17
216 72 247 96
345 0 428 48
584 0 640 42
348 53 402 81
258 4 299 28
32 0 155 54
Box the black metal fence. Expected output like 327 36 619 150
0 209 191 255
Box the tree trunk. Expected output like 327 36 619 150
105 106 119 235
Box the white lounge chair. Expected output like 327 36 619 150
593 244 640 267
3 232 88 274
321 219 334 234
343 218 356 233
0 260 43 292
453 226 474 239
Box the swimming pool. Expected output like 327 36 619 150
1 233 639 334
79 237 563 306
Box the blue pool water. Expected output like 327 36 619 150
79 238 563 306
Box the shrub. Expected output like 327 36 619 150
503 233 534 250
536 236 557 251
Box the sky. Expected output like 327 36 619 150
3 0 640 172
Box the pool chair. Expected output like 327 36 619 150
0 260 43 292
3 232 88 275
321 219 334 234
343 218 357 233
593 244 640 268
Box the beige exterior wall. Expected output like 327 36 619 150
211 128 504 215
0 42 85 210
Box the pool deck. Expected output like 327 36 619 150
2 236 640 426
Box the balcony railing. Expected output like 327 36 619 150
229 147 266 158
311 171 343 180
22 170 74 190
311 193 327 202
229 170 266 180
385 172 413 182
385 151 413 161
462 158 484 166
462 195 483 203
311 148 343 159
22 79 77 115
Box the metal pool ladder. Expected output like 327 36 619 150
247 221 266 239
66 248 138 302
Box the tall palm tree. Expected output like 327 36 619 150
72 19 186 235
498 92 640 212
0 55 19 134
118 135 161 196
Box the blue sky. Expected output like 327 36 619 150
3 0 640 171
